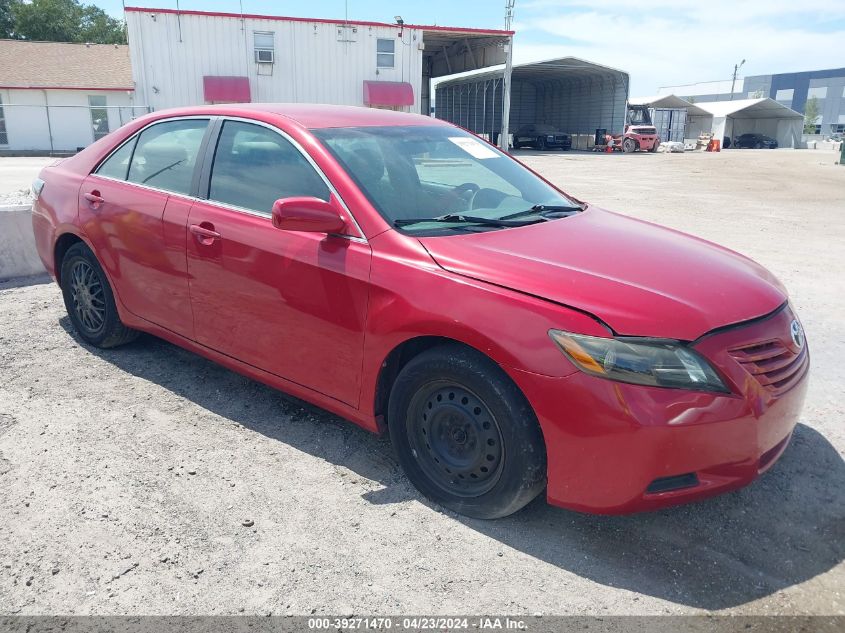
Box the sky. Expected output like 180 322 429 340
95 1 845 95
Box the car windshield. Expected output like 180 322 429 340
312 125 581 233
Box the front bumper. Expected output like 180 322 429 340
509 305 809 514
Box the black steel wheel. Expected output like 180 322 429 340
60 242 139 348
388 344 546 519
407 383 504 497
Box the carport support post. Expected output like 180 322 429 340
499 36 513 151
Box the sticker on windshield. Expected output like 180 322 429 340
448 136 499 159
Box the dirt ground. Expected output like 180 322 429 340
0 149 843 616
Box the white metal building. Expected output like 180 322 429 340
0 40 145 154
125 7 512 120
433 57 629 148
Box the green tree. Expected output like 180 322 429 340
9 0 125 44
0 0 14 38
804 96 821 134
78 4 126 44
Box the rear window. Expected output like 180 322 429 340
95 137 137 181
127 119 209 195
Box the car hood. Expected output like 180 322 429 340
417 207 787 340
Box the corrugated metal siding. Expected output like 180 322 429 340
435 78 504 142
127 11 424 112
435 69 628 144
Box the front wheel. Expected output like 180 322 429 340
622 138 637 153
537 136 547 151
388 345 547 519
60 242 139 348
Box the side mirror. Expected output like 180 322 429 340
271 194 348 234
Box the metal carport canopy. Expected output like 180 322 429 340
434 57 629 148
629 94 710 118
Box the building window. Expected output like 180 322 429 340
254 31 275 63
807 86 827 99
0 94 7 145
377 38 395 68
88 95 110 142
775 88 794 102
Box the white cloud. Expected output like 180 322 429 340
513 1 845 95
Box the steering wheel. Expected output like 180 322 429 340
451 182 480 210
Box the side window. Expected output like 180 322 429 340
208 120 329 214
95 136 137 180
128 119 208 195
377 39 395 68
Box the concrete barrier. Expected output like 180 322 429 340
0 204 47 280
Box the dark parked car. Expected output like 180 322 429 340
733 133 778 149
513 124 571 150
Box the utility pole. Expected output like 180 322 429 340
730 59 745 100
500 1 515 151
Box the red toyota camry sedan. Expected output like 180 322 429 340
31 104 809 518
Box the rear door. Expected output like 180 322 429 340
79 118 211 338
186 119 372 407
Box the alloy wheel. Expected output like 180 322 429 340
69 259 106 334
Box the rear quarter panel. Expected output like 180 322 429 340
31 162 86 278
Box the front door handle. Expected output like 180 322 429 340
190 223 221 245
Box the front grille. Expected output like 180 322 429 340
728 339 808 396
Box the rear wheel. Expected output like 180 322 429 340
388 345 546 519
60 242 138 348
623 138 637 153
649 140 659 153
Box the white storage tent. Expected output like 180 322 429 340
434 57 629 149
694 98 804 148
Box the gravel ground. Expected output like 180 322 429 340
0 150 843 616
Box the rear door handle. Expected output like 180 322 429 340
84 191 104 209
190 223 221 245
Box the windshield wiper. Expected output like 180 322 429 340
394 213 548 228
500 204 583 221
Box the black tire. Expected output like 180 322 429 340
537 136 547 151
649 140 659 153
60 242 139 348
388 344 546 519
755 142 763 149
622 137 637 153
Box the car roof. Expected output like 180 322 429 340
144 103 451 130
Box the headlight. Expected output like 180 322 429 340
549 330 729 393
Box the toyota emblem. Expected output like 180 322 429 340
790 320 804 349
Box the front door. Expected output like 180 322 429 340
186 119 371 407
